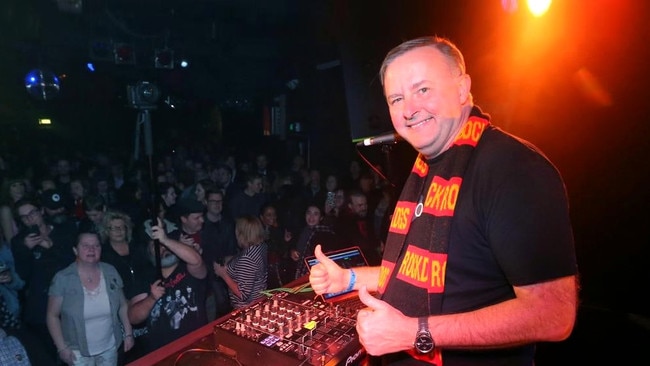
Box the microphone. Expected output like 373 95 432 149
357 131 403 146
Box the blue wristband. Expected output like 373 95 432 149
346 269 356 292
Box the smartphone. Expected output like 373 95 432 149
27 224 40 236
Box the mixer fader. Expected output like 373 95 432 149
213 291 367 366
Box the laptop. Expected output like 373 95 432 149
303 246 370 301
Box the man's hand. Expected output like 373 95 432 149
308 245 346 295
149 279 165 301
356 286 411 356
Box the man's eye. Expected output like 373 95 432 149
389 97 403 105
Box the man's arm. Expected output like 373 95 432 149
309 245 380 294
355 275 578 355
128 279 166 325
160 235 207 279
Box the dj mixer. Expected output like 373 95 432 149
212 291 368 366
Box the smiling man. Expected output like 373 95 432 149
308 36 578 365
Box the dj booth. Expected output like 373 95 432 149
126 274 371 366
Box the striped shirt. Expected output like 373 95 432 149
226 242 268 308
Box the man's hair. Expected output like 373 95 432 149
379 36 466 87
235 215 265 247
83 194 106 212
13 197 40 217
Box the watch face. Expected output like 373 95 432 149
415 333 434 353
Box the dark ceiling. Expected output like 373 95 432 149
1 0 345 106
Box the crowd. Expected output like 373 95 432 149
0 143 396 365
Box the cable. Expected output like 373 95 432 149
173 347 243 366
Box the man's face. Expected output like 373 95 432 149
148 241 179 268
70 181 85 199
216 168 231 186
248 178 263 194
384 46 471 159
181 212 204 234
348 195 368 218
17 204 43 227
206 193 223 216
57 159 71 176
86 209 105 224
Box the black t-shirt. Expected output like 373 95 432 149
135 261 208 354
382 126 577 365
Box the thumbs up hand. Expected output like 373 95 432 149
308 244 348 295
356 285 412 355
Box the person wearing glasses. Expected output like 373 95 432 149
200 190 238 320
11 198 78 363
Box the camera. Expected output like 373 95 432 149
127 81 160 110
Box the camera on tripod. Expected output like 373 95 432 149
127 81 160 110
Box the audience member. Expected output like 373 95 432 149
127 218 208 355
77 195 107 234
259 203 293 288
46 231 133 365
68 177 88 224
200 190 238 320
227 172 266 220
213 216 267 309
11 198 77 361
289 204 338 279
1 176 27 243
334 190 382 265
100 210 150 301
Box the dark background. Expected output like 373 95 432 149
1 0 649 360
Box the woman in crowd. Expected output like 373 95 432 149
46 231 133 365
1 176 28 243
259 204 293 288
289 203 338 279
100 210 150 300
213 216 267 309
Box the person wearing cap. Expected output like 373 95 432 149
40 188 74 227
126 217 207 357
170 198 206 255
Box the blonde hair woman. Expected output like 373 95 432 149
213 216 268 309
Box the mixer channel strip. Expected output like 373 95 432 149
213 292 367 366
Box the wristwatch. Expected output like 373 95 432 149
414 316 435 354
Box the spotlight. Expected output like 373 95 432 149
179 59 189 68
114 43 136 65
86 63 95 72
154 48 174 69
127 81 160 110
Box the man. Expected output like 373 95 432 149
200 190 238 320
172 198 205 254
77 195 107 233
127 218 207 356
334 190 382 266
227 172 266 220
309 36 578 365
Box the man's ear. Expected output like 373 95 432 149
458 73 471 104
